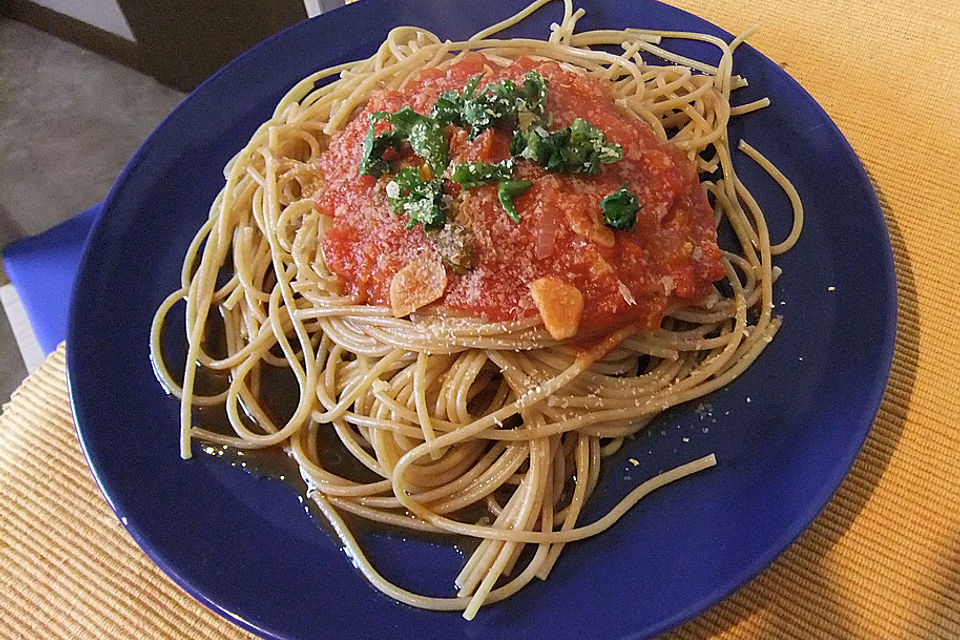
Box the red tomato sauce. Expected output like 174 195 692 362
317 54 725 336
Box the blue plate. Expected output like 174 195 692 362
67 1 896 638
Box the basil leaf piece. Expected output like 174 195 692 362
464 73 484 99
363 107 449 176
600 183 640 232
360 117 405 177
462 82 517 140
451 160 514 188
386 167 446 230
521 70 547 113
373 106 419 131
457 72 548 140
432 90 464 126
498 179 532 223
509 125 551 162
407 118 447 176
405 190 446 230
510 117 622 175
564 118 622 174
385 167 419 213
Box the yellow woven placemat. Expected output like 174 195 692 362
0 347 255 640
3 1 959 638
660 1 960 637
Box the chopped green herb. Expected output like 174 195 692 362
452 161 530 223
385 167 416 212
365 71 552 177
361 107 449 176
377 107 449 175
431 90 464 126
372 106 421 132
498 179 532 223
520 70 547 114
386 167 446 230
462 80 517 139
451 160 514 188
433 71 548 140
600 183 640 232
407 118 447 176
513 71 549 131
571 117 623 164
464 73 483 98
510 117 622 175
361 66 628 250
510 124 552 162
360 120 404 177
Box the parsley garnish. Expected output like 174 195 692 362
360 124 403 177
600 183 640 232
386 167 446 230
498 180 532 223
462 80 515 139
361 106 449 177
451 160 514 188
360 69 631 237
432 90 464 127
429 74 482 128
433 71 548 140
520 71 547 113
453 161 527 223
464 73 483 98
510 117 622 175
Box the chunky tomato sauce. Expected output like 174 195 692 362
317 54 725 336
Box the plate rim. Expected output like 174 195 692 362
66 1 898 638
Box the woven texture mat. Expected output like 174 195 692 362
3 1 960 638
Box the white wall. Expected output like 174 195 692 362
32 0 135 41
303 0 322 18
304 0 351 18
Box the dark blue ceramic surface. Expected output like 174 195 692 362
67 1 896 639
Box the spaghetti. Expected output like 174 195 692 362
151 0 803 619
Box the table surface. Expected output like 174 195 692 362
2 1 959 638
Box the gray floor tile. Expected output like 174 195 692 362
0 19 185 237
0 19 186 403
